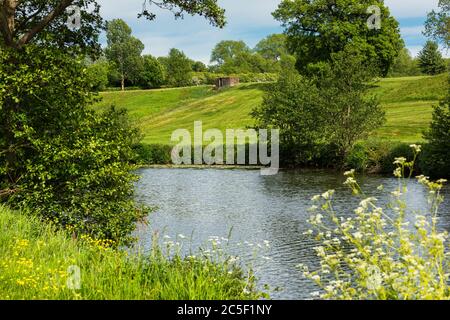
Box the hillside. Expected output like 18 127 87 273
94 74 448 145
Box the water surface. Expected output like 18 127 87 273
134 168 450 299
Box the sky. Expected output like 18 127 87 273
96 0 447 64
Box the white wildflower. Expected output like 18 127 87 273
409 144 422 153
322 190 335 200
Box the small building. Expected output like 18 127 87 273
215 77 240 89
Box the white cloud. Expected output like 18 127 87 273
96 0 444 63
385 0 439 18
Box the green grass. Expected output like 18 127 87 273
0 205 261 300
371 75 448 142
94 75 448 144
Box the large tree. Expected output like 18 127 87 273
0 0 225 52
164 48 192 87
424 0 450 49
139 54 166 88
418 40 447 75
254 34 289 62
105 19 144 91
210 40 251 65
273 0 403 76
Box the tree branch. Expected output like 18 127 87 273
16 0 74 47
0 0 19 46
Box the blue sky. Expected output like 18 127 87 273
97 0 447 63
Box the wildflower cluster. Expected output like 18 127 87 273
158 232 271 298
0 238 75 299
300 145 450 300
79 234 116 251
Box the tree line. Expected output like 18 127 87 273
87 19 295 91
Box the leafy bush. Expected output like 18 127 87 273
345 140 420 174
422 81 450 178
253 51 385 167
85 59 110 91
134 144 173 165
345 143 371 172
301 145 450 299
191 72 278 86
0 46 145 244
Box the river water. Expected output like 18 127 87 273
134 168 450 299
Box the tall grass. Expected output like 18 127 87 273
0 205 262 300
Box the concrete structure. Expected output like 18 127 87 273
215 77 240 89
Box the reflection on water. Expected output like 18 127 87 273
134 168 450 300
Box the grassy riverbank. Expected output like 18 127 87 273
0 205 261 300
94 74 447 145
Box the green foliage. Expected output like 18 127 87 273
345 140 418 174
273 0 403 76
422 78 450 178
0 0 104 57
254 34 289 62
139 55 166 89
211 39 285 74
252 70 324 165
164 48 193 87
105 19 145 90
192 61 208 72
418 41 447 75
0 46 144 244
190 72 278 85
424 0 450 48
388 48 421 77
138 0 226 28
134 144 173 165
85 58 111 91
211 40 251 65
0 205 262 300
253 51 385 166
302 146 450 300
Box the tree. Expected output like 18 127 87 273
388 47 420 77
0 0 225 51
164 48 192 87
85 57 111 91
139 54 166 88
423 77 450 178
105 19 144 90
210 40 251 65
0 46 145 243
273 0 403 76
218 51 269 74
319 51 385 160
192 60 207 72
0 0 103 55
0 0 226 242
254 34 289 62
252 70 325 165
424 0 450 48
252 50 385 166
418 41 447 75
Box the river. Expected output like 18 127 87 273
134 168 450 299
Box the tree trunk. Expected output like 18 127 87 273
121 74 125 91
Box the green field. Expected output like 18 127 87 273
94 75 448 145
